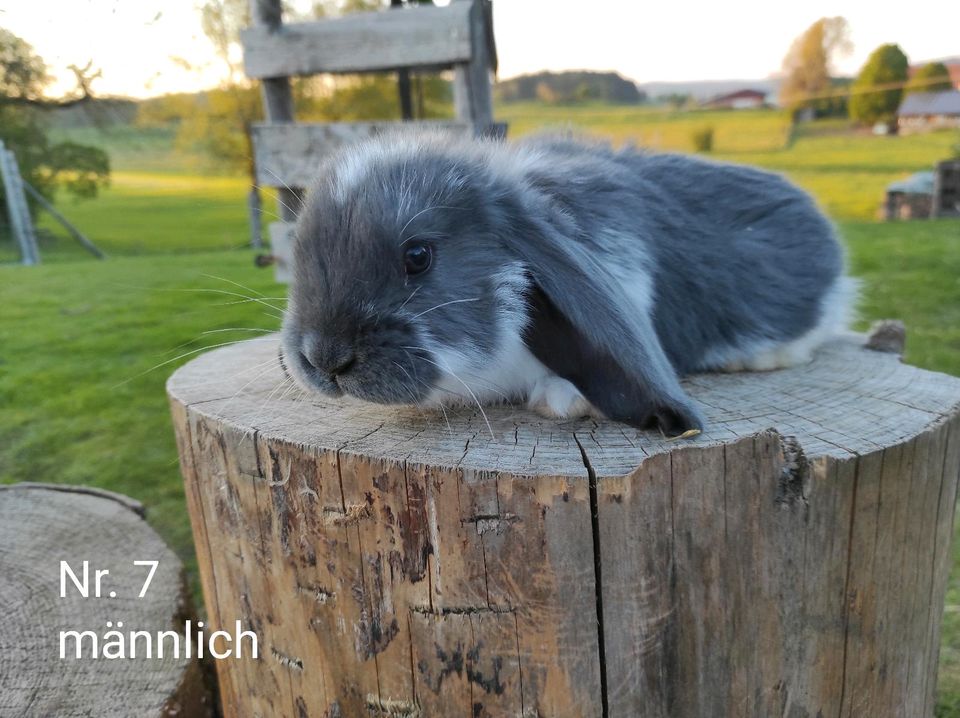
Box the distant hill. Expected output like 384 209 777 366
638 78 784 102
495 71 646 104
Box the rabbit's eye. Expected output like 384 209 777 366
403 243 432 276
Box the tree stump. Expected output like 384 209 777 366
0 483 214 717
168 333 960 718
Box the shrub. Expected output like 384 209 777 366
849 44 909 125
691 126 715 152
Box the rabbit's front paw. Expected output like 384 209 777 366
527 375 596 420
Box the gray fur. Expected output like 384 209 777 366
282 131 849 432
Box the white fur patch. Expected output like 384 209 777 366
602 235 655 316
709 274 859 372
419 260 598 418
527 374 594 419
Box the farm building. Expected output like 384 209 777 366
897 90 960 132
700 88 768 109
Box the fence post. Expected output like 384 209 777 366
21 181 105 259
0 140 41 265
452 0 495 132
248 0 303 224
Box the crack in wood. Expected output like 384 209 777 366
777 433 810 509
573 432 610 718
837 458 862 717
295 583 335 604
322 503 373 526
409 605 515 616
364 694 421 717
270 647 304 671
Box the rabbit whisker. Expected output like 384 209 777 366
398 204 464 243
201 273 269 299
397 285 421 312
403 350 493 439
409 297 479 320
114 338 276 388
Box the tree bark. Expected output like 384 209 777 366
168 332 960 717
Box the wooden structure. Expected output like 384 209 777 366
0 139 41 265
932 160 960 218
0 139 104 263
243 0 499 281
169 330 960 717
882 162 960 220
0 483 213 717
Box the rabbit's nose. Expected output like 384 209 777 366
300 332 356 380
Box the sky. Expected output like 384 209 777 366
1 0 958 99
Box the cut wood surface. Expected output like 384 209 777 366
168 333 960 717
241 2 473 79
0 483 213 718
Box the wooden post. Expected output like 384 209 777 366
932 160 960 218
0 483 214 716
248 0 303 223
391 0 415 121
452 0 494 131
169 331 960 716
0 141 41 265
21 180 105 259
247 186 263 249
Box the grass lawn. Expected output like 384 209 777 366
7 108 951 266
3 108 960 710
0 171 254 263
499 104 959 220
0 251 286 593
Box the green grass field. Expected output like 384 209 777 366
3 106 960 711
7 107 950 266
0 252 284 595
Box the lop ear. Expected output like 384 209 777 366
508 217 704 435
522 285 703 435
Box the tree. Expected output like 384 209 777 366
906 62 954 95
191 0 261 174
0 28 109 229
849 44 909 125
779 17 851 116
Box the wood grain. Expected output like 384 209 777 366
242 2 473 79
0 483 213 717
168 333 960 716
248 0 302 224
452 0 494 127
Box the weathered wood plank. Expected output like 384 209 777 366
252 121 487 189
0 143 41 265
452 0 494 127
242 2 473 79
249 0 302 223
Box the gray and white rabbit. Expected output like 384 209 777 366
280 131 854 436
